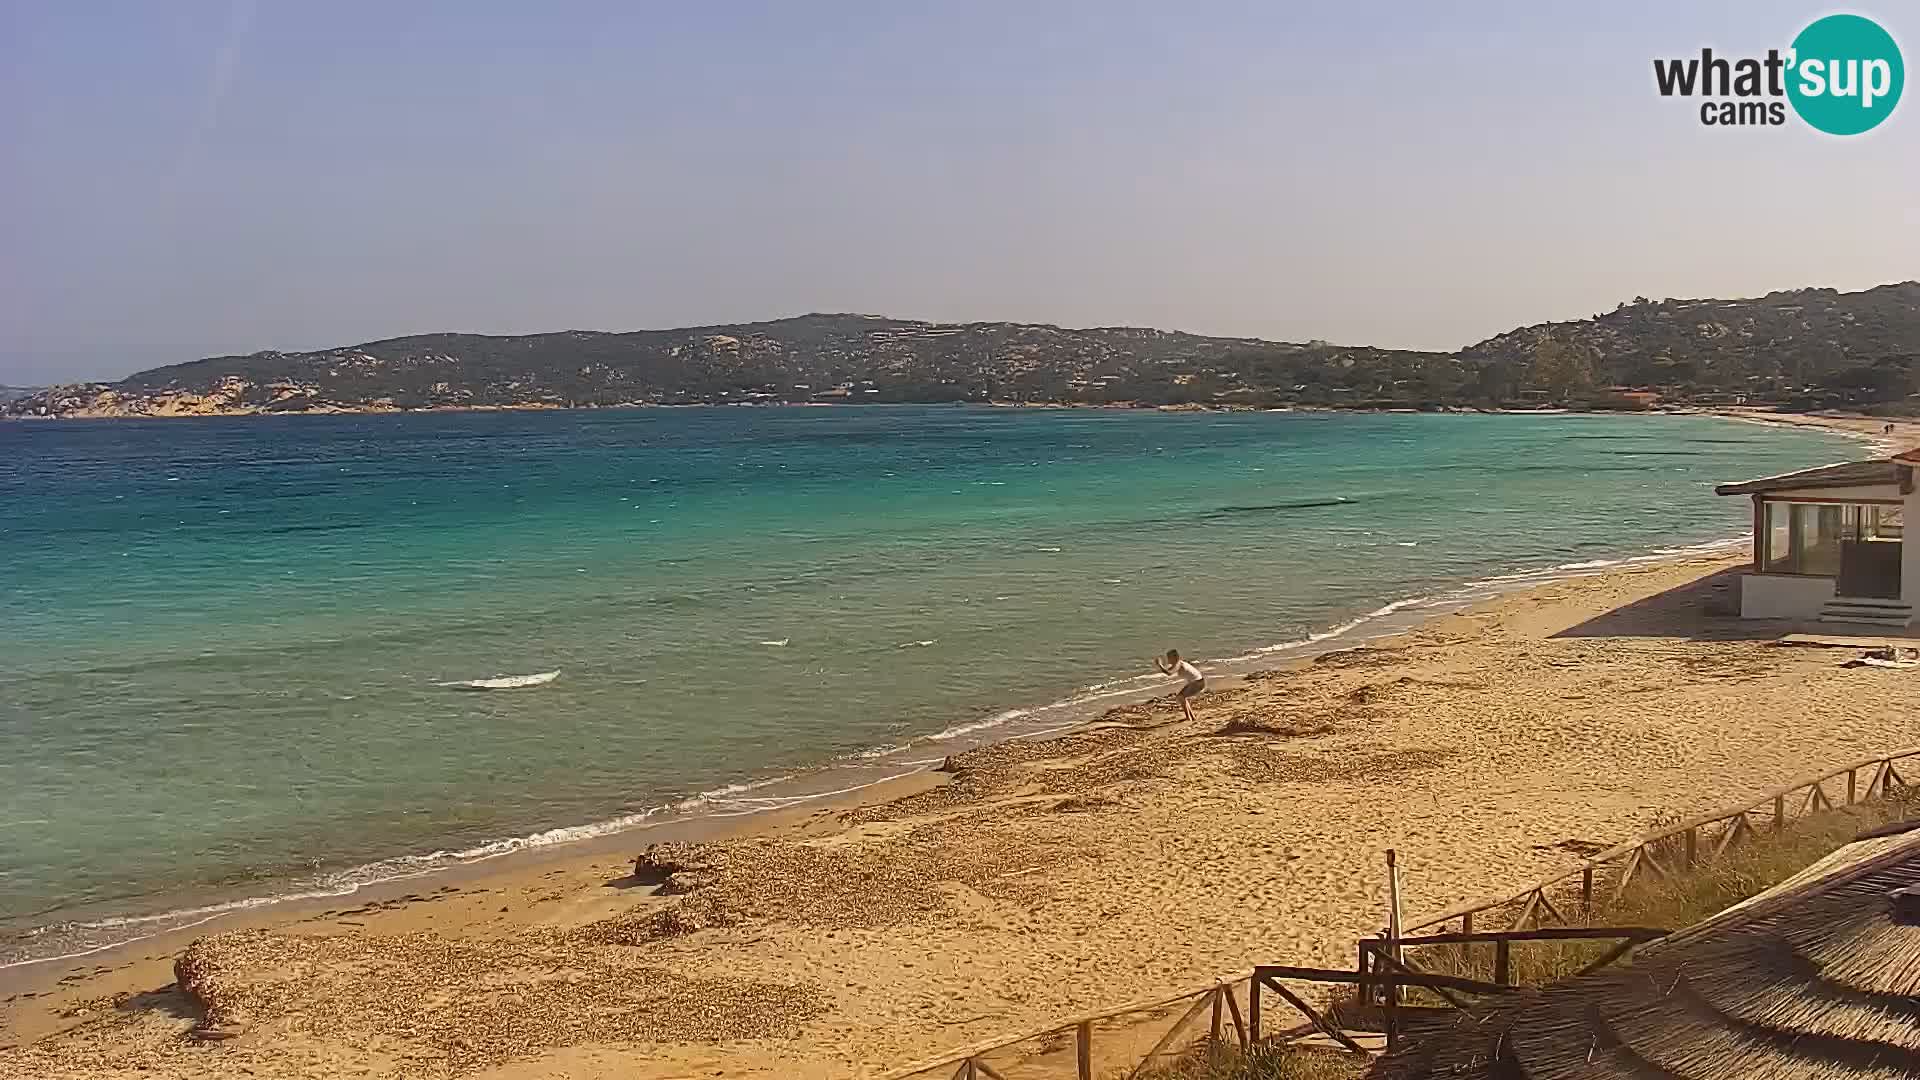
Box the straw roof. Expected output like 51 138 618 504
1370 822 1920 1079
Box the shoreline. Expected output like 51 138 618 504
3 408 1899 982
3 408 1910 1076
0 532 1759 980
9 399 1919 428
1705 406 1919 455
13 545 1920 1079
2 550 1728 1003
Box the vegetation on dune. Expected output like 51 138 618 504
1404 794 1916 993
1138 1044 1366 1080
11 282 1920 417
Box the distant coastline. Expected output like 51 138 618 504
9 282 1918 421
10 399 1916 465
4 399 1637 421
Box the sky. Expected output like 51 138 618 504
2 1 1916 384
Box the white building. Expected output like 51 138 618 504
1715 452 1918 628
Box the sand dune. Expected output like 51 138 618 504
7 553 1920 1079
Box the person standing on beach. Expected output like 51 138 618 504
1155 649 1206 722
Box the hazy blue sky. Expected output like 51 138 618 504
4 1 1915 383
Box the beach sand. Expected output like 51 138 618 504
1709 407 1920 454
7 543 1920 1079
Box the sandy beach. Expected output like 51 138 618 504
1708 407 1920 453
7 548 1920 1079
5 409 1919 1080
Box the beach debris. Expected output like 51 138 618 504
1213 715 1339 738
574 892 747 945
1043 794 1121 814
1845 646 1920 669
631 841 731 894
170 927 823 1073
1538 838 1610 857
758 637 790 647
1311 645 1405 669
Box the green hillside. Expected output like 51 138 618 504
10 282 1919 417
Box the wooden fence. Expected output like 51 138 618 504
879 745 1917 1078
1404 744 1919 935
879 975 1256 1080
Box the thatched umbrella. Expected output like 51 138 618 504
1372 822 1920 1079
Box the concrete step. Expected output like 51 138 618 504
1818 600 1914 628
1826 596 1911 610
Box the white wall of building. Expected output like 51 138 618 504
1739 573 1836 619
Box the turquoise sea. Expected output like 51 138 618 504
0 407 1856 965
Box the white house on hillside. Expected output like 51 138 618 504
1715 450 1920 628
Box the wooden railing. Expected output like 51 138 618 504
1348 926 1668 1050
879 745 1917 1078
879 975 1256 1080
1404 745 1918 935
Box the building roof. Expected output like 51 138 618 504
1369 823 1920 1080
1713 459 1903 496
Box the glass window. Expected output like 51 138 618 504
1797 503 1844 577
1764 502 1794 572
1763 500 1897 575
1873 505 1904 539
1839 504 1904 541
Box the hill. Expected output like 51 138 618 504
9 282 1920 418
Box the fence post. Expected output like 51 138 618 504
1357 943 1372 1006
1494 939 1511 986
1385 850 1403 1016
1581 867 1594 914
1076 1021 1092 1080
1250 975 1262 1045
1848 768 1858 805
1384 969 1398 1054
1684 826 1698 866
1460 911 1473 935
1774 794 1786 832
1211 987 1223 1048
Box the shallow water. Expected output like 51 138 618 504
0 406 1855 961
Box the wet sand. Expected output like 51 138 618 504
8 543 1920 1079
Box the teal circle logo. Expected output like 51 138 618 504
1787 14 1904 134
